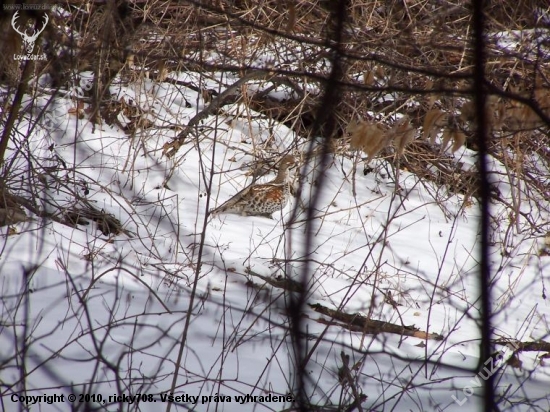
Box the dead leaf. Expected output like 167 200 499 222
364 70 375 86
391 115 416 156
422 108 447 143
375 65 385 79
440 129 452 152
451 130 466 152
507 353 522 370
286 2 296 33
425 79 436 109
348 119 389 160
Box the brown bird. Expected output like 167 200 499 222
211 155 296 218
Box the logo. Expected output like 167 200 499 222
11 10 48 60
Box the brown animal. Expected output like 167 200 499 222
211 155 296 218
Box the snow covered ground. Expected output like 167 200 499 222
1 69 549 412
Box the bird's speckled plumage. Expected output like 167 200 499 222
211 155 296 218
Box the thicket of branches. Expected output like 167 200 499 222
2 0 549 223
1 1 549 411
